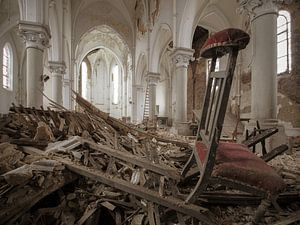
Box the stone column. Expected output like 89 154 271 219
49 61 66 105
19 21 50 108
240 0 278 121
239 0 287 149
171 47 194 134
63 78 72 109
147 72 160 124
132 84 142 123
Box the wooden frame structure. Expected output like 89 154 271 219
181 29 286 224
182 47 239 201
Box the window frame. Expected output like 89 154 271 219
2 42 13 90
81 61 88 99
277 10 291 75
112 64 119 105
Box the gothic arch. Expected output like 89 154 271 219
74 25 130 83
197 4 231 32
177 0 210 48
150 23 172 73
136 53 147 85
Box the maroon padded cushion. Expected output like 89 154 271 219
200 28 250 58
195 142 286 194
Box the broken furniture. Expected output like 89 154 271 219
243 120 278 155
181 28 286 224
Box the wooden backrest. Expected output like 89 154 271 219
194 29 250 175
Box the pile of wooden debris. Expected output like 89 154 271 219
0 94 299 225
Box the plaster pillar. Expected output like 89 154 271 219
240 0 278 121
19 21 50 108
63 78 72 109
132 84 143 123
171 47 194 134
49 61 66 105
239 0 287 150
147 72 160 124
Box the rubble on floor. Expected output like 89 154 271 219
0 96 299 225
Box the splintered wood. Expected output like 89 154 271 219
0 97 299 225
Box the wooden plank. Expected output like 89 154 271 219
261 144 288 162
0 171 76 224
177 213 187 225
75 202 98 225
148 202 156 225
74 91 191 148
86 140 181 181
153 204 161 225
20 147 215 224
210 71 226 79
273 211 300 225
242 128 278 147
58 158 215 224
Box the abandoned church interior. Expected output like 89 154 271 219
0 0 299 224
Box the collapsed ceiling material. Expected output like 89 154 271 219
0 95 299 225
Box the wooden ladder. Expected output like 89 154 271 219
143 84 150 123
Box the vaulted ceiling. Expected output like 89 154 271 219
72 0 136 51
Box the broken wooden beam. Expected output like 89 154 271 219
0 170 77 225
58 158 216 225
242 128 278 148
74 91 191 148
86 140 181 181
273 210 300 225
261 144 288 162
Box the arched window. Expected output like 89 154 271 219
277 10 291 74
112 64 119 104
81 61 88 99
2 43 13 90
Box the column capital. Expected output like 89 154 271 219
146 72 160 85
133 84 144 91
171 47 195 68
238 0 278 19
19 21 51 50
49 61 66 75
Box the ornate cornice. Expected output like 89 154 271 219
238 0 278 19
146 72 160 86
170 47 195 68
19 21 51 50
49 61 66 75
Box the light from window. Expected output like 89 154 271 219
3 43 13 90
81 61 88 99
277 10 291 74
112 64 119 104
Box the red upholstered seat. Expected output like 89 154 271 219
200 28 250 58
195 142 286 194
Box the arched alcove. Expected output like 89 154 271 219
74 25 132 119
157 42 173 121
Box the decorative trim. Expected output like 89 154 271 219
19 21 51 50
133 84 144 91
238 0 278 19
146 72 160 85
170 47 195 68
49 61 66 75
